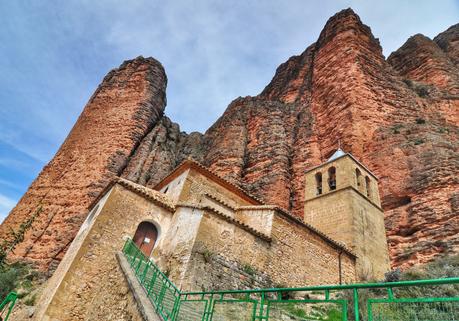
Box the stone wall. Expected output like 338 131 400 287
304 187 390 280
186 241 274 291
304 189 355 250
349 190 391 280
183 208 356 292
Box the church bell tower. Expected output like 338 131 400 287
303 149 390 280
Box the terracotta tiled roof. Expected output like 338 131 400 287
202 205 272 242
154 159 265 205
116 177 176 211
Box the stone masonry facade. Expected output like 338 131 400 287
33 158 372 321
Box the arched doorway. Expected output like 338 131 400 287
133 222 158 257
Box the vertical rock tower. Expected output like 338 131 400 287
0 57 167 272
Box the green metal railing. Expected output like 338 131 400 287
123 238 181 320
0 292 17 321
122 238 459 321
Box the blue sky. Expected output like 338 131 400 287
0 1 458 223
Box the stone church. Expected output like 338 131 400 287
34 149 390 320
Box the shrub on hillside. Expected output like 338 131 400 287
0 265 20 299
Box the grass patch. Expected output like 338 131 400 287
380 255 459 319
23 293 37 306
202 249 214 263
280 302 344 320
242 264 256 276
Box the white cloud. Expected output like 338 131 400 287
0 193 17 224
74 0 459 132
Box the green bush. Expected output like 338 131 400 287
399 255 459 281
242 264 256 276
0 266 19 299
381 255 459 319
0 262 37 300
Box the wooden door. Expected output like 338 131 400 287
133 222 158 257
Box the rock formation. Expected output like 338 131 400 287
0 57 167 273
1 9 458 272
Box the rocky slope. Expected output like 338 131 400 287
1 9 458 272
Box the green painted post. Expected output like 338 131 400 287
342 301 348 321
256 291 266 321
157 281 167 309
131 246 139 268
140 261 149 284
353 288 359 321
387 287 394 300
135 250 144 275
0 292 17 321
204 294 214 321
147 269 159 297
171 291 181 321
367 301 373 321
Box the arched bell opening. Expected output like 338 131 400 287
328 166 337 191
315 172 323 195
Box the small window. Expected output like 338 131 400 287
328 167 336 191
315 172 323 195
365 176 371 198
355 168 362 187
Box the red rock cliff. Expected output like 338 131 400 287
1 9 458 272
0 57 167 273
